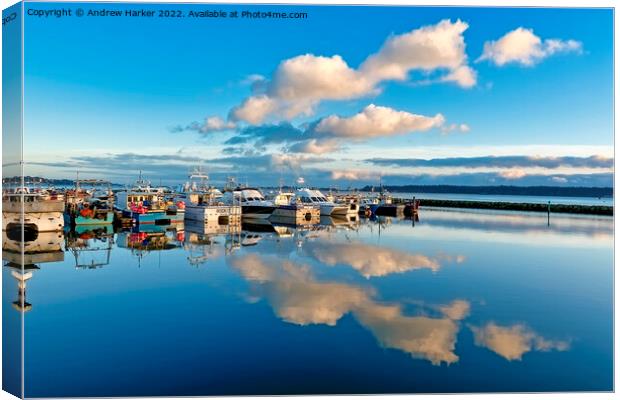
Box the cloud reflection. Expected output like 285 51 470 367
230 254 466 365
305 241 465 278
470 322 570 361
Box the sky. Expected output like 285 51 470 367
21 3 613 188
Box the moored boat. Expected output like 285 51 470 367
296 187 349 216
2 185 65 236
180 168 241 224
270 189 320 224
65 179 115 226
222 187 275 220
114 174 184 226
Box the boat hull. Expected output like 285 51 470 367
241 205 276 219
326 205 350 216
66 211 115 226
185 204 241 224
344 203 360 215
121 210 184 225
3 211 64 233
271 204 320 225
375 204 405 216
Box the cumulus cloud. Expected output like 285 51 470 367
222 105 451 153
470 322 570 361
228 19 475 124
478 27 582 66
315 104 445 139
440 65 477 88
229 95 279 125
360 19 471 82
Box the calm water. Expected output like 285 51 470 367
3 208 613 396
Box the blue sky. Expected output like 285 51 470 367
22 3 613 187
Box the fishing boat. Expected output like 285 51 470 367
114 173 184 225
65 178 115 226
2 182 65 237
181 168 241 224
373 191 405 216
296 187 349 216
222 187 275 220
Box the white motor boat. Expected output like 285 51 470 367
296 188 349 216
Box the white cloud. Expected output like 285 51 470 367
470 322 570 361
287 138 341 154
230 19 476 124
478 27 582 66
441 122 471 134
360 19 471 82
551 176 568 183
330 170 377 181
315 104 445 139
229 95 279 125
440 65 477 88
271 54 375 102
499 169 527 180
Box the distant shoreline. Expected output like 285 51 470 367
357 185 613 198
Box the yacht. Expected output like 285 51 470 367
270 189 320 223
296 188 349 216
222 187 275 219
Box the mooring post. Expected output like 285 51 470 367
547 201 551 226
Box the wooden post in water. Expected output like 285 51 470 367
547 201 551 226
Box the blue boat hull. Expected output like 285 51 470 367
65 211 115 226
122 210 184 225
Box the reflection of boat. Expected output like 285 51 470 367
183 222 241 267
65 178 115 226
242 220 277 233
2 185 65 236
114 173 184 226
181 168 242 224
5 263 36 312
65 226 114 269
2 227 65 313
117 227 181 257
2 230 64 265
184 218 241 236
240 232 264 247
320 215 360 229
296 188 348 216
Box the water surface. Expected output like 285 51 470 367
3 208 613 396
